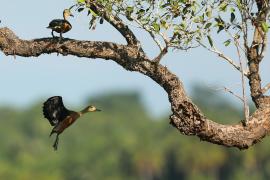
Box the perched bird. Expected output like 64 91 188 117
47 9 74 39
43 96 101 150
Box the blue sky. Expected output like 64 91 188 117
0 0 269 116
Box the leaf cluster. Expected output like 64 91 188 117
72 0 269 51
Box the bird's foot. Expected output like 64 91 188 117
53 143 58 151
53 135 59 151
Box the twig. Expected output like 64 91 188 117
259 25 268 59
132 17 172 63
153 47 168 63
262 83 270 94
217 86 244 102
199 41 249 76
133 18 163 51
234 38 249 125
152 32 171 63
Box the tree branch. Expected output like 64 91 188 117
87 2 141 47
262 83 270 94
217 86 244 102
199 42 249 76
153 47 168 63
247 2 269 107
1 27 270 150
234 37 249 125
132 17 163 51
0 27 142 63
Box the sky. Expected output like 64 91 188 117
0 0 269 117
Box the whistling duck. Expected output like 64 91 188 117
47 9 74 39
43 96 101 150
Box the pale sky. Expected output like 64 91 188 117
0 0 269 117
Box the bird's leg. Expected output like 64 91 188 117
51 30 55 38
60 32 63 41
53 134 59 151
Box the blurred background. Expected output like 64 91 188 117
0 0 270 179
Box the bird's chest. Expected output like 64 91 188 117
55 113 80 133
62 23 72 33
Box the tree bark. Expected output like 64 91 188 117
1 27 270 149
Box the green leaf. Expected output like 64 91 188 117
230 13 235 23
236 0 242 9
219 2 228 12
230 7 235 13
126 6 134 13
152 22 160 32
89 8 98 17
207 35 213 47
261 22 269 33
234 34 240 39
99 18 104 24
180 22 187 29
204 22 212 29
223 39 231 46
160 20 169 29
193 17 201 23
161 3 170 8
215 17 225 33
217 25 225 33
206 9 212 18
125 6 134 21
77 8 84 12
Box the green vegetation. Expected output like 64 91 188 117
0 88 269 180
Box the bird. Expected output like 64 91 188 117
47 9 74 39
43 96 101 150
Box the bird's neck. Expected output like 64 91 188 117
63 13 68 20
79 108 89 116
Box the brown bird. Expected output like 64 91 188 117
43 96 101 150
47 9 74 39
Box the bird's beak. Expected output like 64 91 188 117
70 14 74 17
95 109 101 112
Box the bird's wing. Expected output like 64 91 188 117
43 96 70 126
47 19 72 34
47 19 64 28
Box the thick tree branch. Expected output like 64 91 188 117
1 27 270 150
0 27 142 63
247 0 270 107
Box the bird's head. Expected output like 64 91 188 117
63 9 74 19
84 105 101 112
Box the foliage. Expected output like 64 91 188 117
72 0 269 50
0 88 270 179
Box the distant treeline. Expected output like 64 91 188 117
0 87 269 180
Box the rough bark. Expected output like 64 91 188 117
247 0 270 107
1 27 270 149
